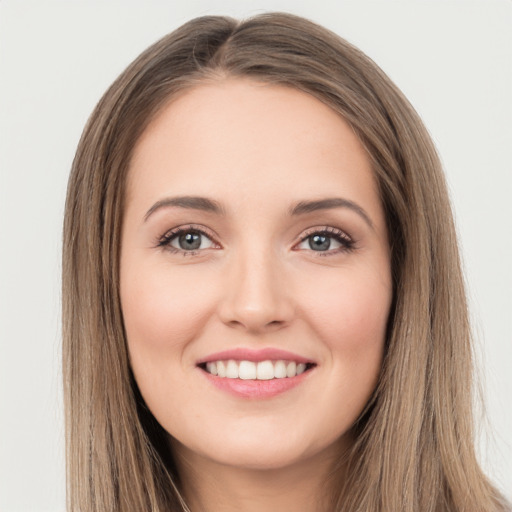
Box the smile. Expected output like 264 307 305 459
202 359 313 380
197 348 316 397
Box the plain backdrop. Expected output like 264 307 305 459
0 1 511 510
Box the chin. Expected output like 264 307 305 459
205 446 312 471
173 428 341 473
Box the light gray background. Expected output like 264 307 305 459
0 1 511 510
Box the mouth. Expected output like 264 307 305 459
196 349 317 399
198 359 316 380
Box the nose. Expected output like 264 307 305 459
217 246 295 334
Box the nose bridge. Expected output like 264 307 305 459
219 236 293 332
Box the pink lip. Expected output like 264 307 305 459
200 367 313 399
197 347 314 365
196 348 316 399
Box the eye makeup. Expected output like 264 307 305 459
294 226 356 257
156 224 220 256
155 223 356 258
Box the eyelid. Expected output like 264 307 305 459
298 225 352 242
157 224 222 253
155 224 355 257
293 226 355 255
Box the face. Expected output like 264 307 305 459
120 79 392 472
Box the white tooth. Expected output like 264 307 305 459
257 360 274 380
274 360 287 378
286 361 297 378
296 363 306 375
226 359 239 379
239 360 257 380
206 362 217 376
217 360 226 378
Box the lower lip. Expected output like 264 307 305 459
200 368 312 399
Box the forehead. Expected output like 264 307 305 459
127 78 380 219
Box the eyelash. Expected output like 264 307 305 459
297 226 356 256
157 225 219 256
156 225 356 257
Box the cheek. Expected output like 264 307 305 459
298 268 390 431
120 263 216 381
300 267 390 346
123 263 205 343
296 264 391 399
120 263 221 433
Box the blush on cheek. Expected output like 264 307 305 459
124 299 198 355
307 284 389 347
123 266 211 346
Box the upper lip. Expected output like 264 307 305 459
197 348 314 365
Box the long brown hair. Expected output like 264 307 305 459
62 12 509 511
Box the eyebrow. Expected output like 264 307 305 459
144 195 373 229
289 197 374 229
144 196 225 221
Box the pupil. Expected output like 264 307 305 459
309 234 330 251
179 232 201 250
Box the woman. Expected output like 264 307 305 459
62 12 509 512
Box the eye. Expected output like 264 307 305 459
295 227 355 255
158 226 218 254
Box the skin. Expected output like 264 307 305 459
120 78 392 512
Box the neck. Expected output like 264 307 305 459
172 441 347 512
